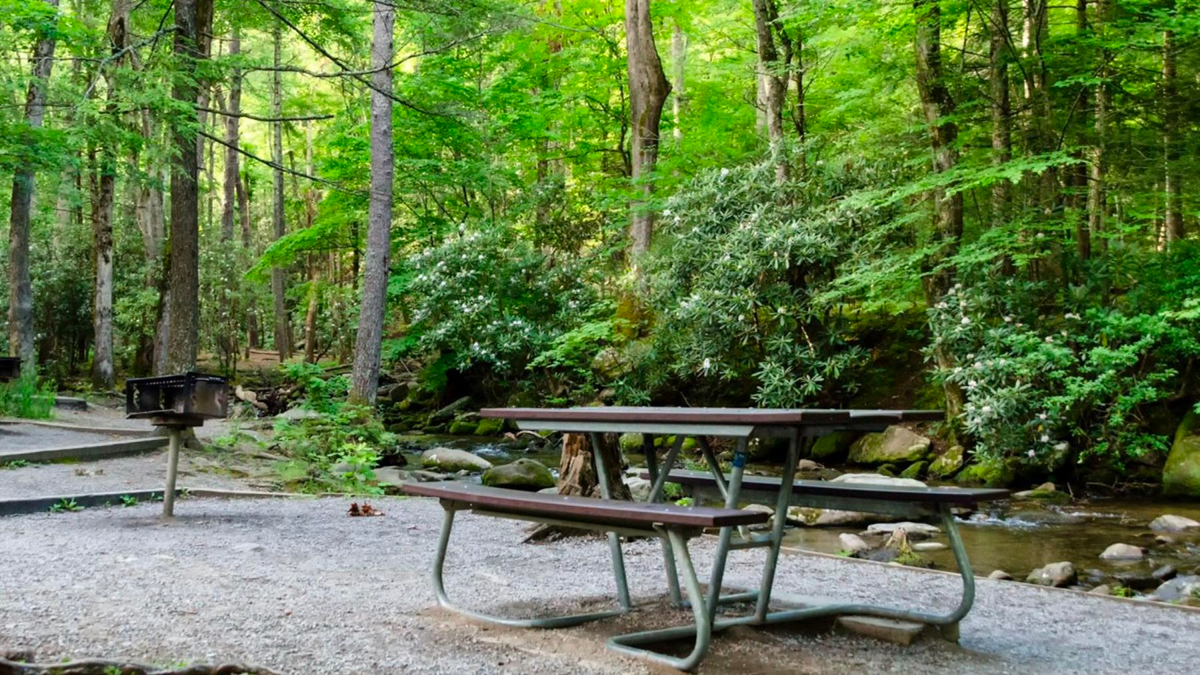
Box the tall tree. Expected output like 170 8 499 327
270 20 292 361
752 0 792 183
625 0 670 260
220 27 242 243
1162 24 1183 244
671 22 686 143
90 0 133 389
913 0 965 418
7 0 59 364
349 1 395 405
989 0 1012 232
1087 0 1109 255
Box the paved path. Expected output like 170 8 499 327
2 496 1197 674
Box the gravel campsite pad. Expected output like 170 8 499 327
0 447 255 499
3 497 1200 674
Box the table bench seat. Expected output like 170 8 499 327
402 481 769 530
642 469 1009 506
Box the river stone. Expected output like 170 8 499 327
1163 410 1200 497
743 504 775 531
409 469 452 482
848 426 931 466
1113 572 1159 591
864 522 942 540
797 459 823 472
624 476 653 502
481 459 555 491
810 430 859 461
929 444 964 477
787 507 885 527
278 406 322 421
448 419 477 435
1149 514 1200 532
1027 562 1077 587
900 461 927 480
1099 543 1144 561
618 433 644 454
1089 585 1111 596
988 570 1014 581
421 447 492 472
837 533 870 554
1153 565 1178 582
1152 574 1200 602
911 542 947 552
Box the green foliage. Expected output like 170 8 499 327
272 403 393 493
637 162 888 407
283 362 349 414
931 246 1200 470
119 494 139 507
49 498 82 513
0 370 55 419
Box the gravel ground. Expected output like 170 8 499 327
2 496 1198 674
0 448 256 499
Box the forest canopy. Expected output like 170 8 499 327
2 0 1199 480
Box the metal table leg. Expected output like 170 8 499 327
643 434 683 606
589 432 631 610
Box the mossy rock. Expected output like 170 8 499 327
900 461 927 480
620 433 646 454
474 417 505 436
655 435 699 452
481 458 555 491
1164 410 1200 497
877 464 897 477
954 458 1018 488
847 426 931 465
448 419 477 435
810 431 860 462
929 445 964 477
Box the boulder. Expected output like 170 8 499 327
481 459 555 491
988 570 1014 581
1163 410 1200 497
1012 482 1069 503
954 458 1018 488
829 473 927 488
474 417 505 436
409 469 452 482
1152 575 1200 602
1099 543 1144 561
1152 565 1178 582
847 426 931 466
373 466 408 489
1113 572 1160 592
839 533 871 554
797 459 823 472
1026 562 1077 587
619 433 645 454
929 445 964 476
421 447 492 472
448 419 477 435
810 431 860 461
428 396 473 424
1089 585 1111 596
1149 514 1200 532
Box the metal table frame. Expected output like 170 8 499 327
496 410 976 670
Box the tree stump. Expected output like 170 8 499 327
525 432 630 542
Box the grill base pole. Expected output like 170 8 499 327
162 427 181 517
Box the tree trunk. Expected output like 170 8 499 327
671 22 686 143
349 2 395 405
1074 0 1091 260
989 0 1012 232
625 0 670 261
270 21 291 362
1162 27 1183 244
1087 0 1108 255
220 28 241 243
90 0 132 390
752 0 791 183
914 0 966 419
792 28 807 175
557 433 631 499
7 0 59 364
303 123 321 364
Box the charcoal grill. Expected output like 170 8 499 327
0 357 20 383
125 372 229 516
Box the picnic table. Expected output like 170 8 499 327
402 407 1008 671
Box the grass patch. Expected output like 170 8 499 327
0 371 55 419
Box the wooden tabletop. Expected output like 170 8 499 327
480 407 943 427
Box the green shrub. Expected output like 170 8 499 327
0 370 55 419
